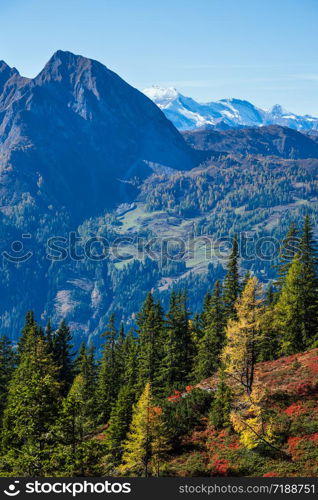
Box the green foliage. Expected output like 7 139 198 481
194 281 225 380
2 316 60 476
209 368 232 429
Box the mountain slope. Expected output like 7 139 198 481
183 125 318 159
166 348 318 477
0 51 194 223
143 86 318 132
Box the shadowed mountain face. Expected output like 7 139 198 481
0 51 193 223
183 125 318 159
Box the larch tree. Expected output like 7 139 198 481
221 276 264 396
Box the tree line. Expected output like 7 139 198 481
0 214 317 476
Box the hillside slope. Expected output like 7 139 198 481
167 349 318 477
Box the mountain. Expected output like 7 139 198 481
143 86 318 132
183 125 318 159
0 51 194 224
0 51 318 344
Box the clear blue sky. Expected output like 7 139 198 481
1 0 318 115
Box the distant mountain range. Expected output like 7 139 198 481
143 86 318 132
0 51 317 343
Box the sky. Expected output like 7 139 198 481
0 0 318 115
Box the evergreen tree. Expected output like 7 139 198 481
45 319 55 355
97 314 121 423
53 320 74 395
51 372 102 476
136 293 164 395
221 277 264 395
209 367 232 429
194 280 225 381
223 235 240 320
274 221 299 291
104 385 135 468
159 291 193 393
298 214 318 347
2 316 60 475
0 336 16 422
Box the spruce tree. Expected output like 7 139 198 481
160 291 193 393
53 320 74 395
223 235 240 320
51 370 102 476
298 214 318 347
194 280 225 381
209 367 232 429
274 221 299 290
0 336 16 422
136 293 164 396
104 385 135 468
2 316 60 475
97 314 121 423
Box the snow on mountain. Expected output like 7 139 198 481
143 86 318 132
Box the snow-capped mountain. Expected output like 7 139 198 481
143 86 318 132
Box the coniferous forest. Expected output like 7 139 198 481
0 214 317 477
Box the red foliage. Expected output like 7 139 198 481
284 402 305 416
211 455 230 476
263 472 279 477
167 390 182 402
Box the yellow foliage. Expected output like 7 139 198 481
230 385 276 450
222 277 264 395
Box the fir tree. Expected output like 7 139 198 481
2 316 60 475
136 293 164 395
97 314 121 423
51 372 102 476
0 336 16 422
159 291 193 393
105 385 135 467
223 235 240 320
194 280 225 381
274 221 299 290
53 320 74 395
209 367 232 429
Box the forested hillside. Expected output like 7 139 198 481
0 215 317 477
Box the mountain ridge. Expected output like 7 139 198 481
143 86 318 132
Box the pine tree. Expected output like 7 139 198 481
45 319 55 355
2 316 60 475
51 372 102 476
97 314 121 423
105 385 135 467
274 222 299 290
221 277 264 395
0 336 16 422
298 214 318 347
136 293 164 395
194 280 225 381
53 320 74 395
223 235 240 320
159 291 193 393
209 367 232 429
